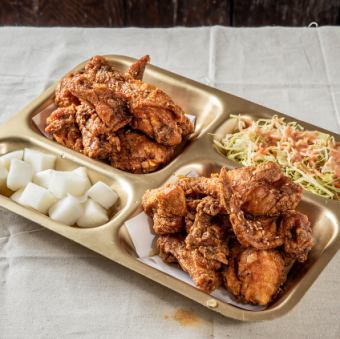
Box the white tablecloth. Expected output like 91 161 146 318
0 26 339 339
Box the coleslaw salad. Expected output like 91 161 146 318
213 115 340 200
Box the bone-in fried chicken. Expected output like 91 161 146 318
75 103 120 160
142 184 187 234
157 235 222 293
223 242 286 305
45 55 194 173
45 105 83 153
111 130 175 173
75 55 194 146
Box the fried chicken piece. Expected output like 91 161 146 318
111 130 175 173
126 55 150 80
75 103 120 159
45 105 83 152
185 197 228 266
83 56 194 146
65 75 131 130
223 242 286 305
157 235 222 293
229 196 285 250
282 211 313 262
142 184 187 234
225 162 302 216
55 75 80 107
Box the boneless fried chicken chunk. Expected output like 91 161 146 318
223 242 286 305
111 130 175 174
157 235 222 293
225 162 302 216
143 184 187 234
185 197 228 265
282 211 313 262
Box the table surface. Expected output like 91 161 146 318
0 26 339 339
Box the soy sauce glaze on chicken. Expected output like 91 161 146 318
46 55 194 173
142 162 313 305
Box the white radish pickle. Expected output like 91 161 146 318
77 199 109 228
49 195 83 226
87 181 118 209
7 159 33 191
48 171 89 199
24 148 57 173
19 182 56 214
10 188 24 203
73 167 92 191
0 150 24 170
33 169 54 189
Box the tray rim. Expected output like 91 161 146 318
0 54 339 321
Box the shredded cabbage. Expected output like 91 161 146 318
213 114 340 200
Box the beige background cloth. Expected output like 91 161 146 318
0 26 339 338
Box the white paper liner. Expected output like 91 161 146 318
124 172 266 312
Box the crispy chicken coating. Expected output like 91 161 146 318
282 211 313 262
229 196 285 250
142 184 187 234
157 235 222 293
111 130 175 173
223 242 286 305
126 55 150 80
185 198 228 266
225 162 302 216
45 55 194 173
79 55 194 146
45 105 83 153
75 103 120 159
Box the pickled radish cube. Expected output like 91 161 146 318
7 159 33 191
49 195 83 226
19 182 57 214
0 160 8 187
24 148 57 174
0 150 24 170
33 169 54 189
77 199 109 228
73 167 91 190
87 181 118 209
48 171 88 199
11 188 24 203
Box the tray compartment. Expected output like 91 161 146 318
0 137 134 228
116 158 340 319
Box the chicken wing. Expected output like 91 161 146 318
223 242 286 305
157 235 222 293
142 184 187 234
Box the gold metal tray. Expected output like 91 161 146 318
0 55 339 321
